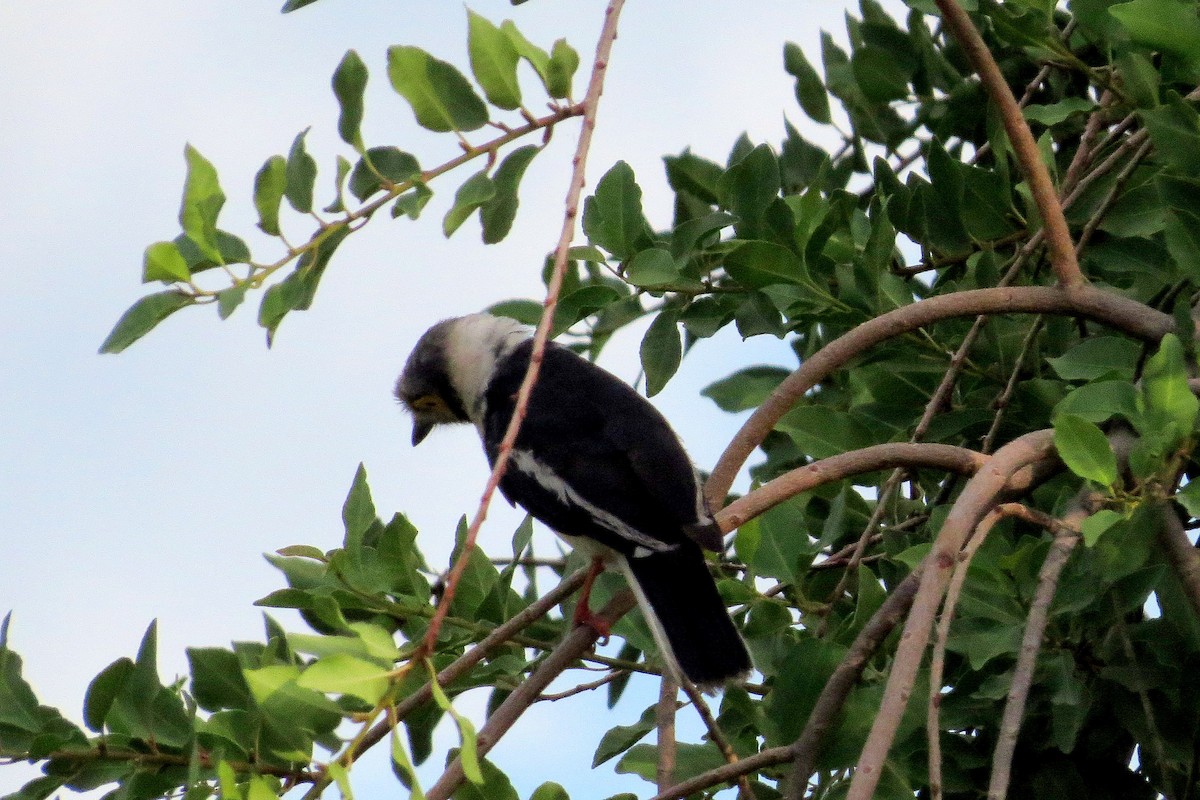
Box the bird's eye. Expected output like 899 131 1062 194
412 395 445 413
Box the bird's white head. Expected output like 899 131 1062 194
395 313 530 444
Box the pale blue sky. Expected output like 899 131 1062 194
0 1 894 796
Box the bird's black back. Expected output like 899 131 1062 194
482 340 706 557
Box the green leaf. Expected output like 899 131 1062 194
724 240 807 288
546 39 580 99
99 291 194 354
529 784 570 800
187 648 254 712
592 706 656 767
387 46 489 133
783 42 831 123
443 171 497 237
285 129 319 214
254 155 288 236
1176 480 1200 517
702 366 790 412
1138 333 1199 439
640 309 682 397
296 654 391 704
342 463 377 552
1054 380 1139 423
349 147 421 201
468 10 521 110
852 46 911 103
1053 413 1119 487
179 144 226 263
624 248 681 289
393 184 434 220
1142 96 1200 175
582 161 652 260
480 145 540 244
1081 508 1123 546
616 742 725 784
1023 97 1096 125
719 144 782 241
142 241 191 284
258 224 350 344
427 664 484 785
390 725 427 800
1109 0 1200 60
1046 336 1140 381
777 405 874 460
218 284 247 319
500 21 551 93
333 50 369 149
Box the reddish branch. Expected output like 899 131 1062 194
706 285 1174 507
845 430 1058 800
934 0 1083 288
419 0 626 655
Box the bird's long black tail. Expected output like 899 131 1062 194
620 544 752 691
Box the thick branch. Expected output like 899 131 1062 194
1160 507 1200 620
845 430 1058 800
707 285 1173 507
716 443 986 532
934 0 1083 287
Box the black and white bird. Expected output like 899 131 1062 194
396 313 751 690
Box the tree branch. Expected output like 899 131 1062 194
420 0 626 654
716 442 986 532
845 429 1058 800
425 590 637 800
934 0 1083 287
1160 507 1200 620
988 512 1083 800
707 285 1174 507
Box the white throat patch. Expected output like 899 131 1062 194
443 314 530 424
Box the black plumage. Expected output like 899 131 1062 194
397 314 752 689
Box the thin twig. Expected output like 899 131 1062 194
677 681 758 800
537 669 625 701
419 0 626 655
657 677 678 794
988 513 1083 800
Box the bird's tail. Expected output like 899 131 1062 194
619 544 752 692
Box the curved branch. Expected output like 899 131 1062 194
706 285 1173 507
934 0 1083 288
716 443 987 532
845 429 1058 800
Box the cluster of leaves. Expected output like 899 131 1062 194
99 10 580 352
10 0 1200 799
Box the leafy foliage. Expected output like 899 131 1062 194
12 2 1200 800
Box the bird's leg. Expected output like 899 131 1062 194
573 556 611 643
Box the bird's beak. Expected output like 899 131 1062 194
412 418 434 446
